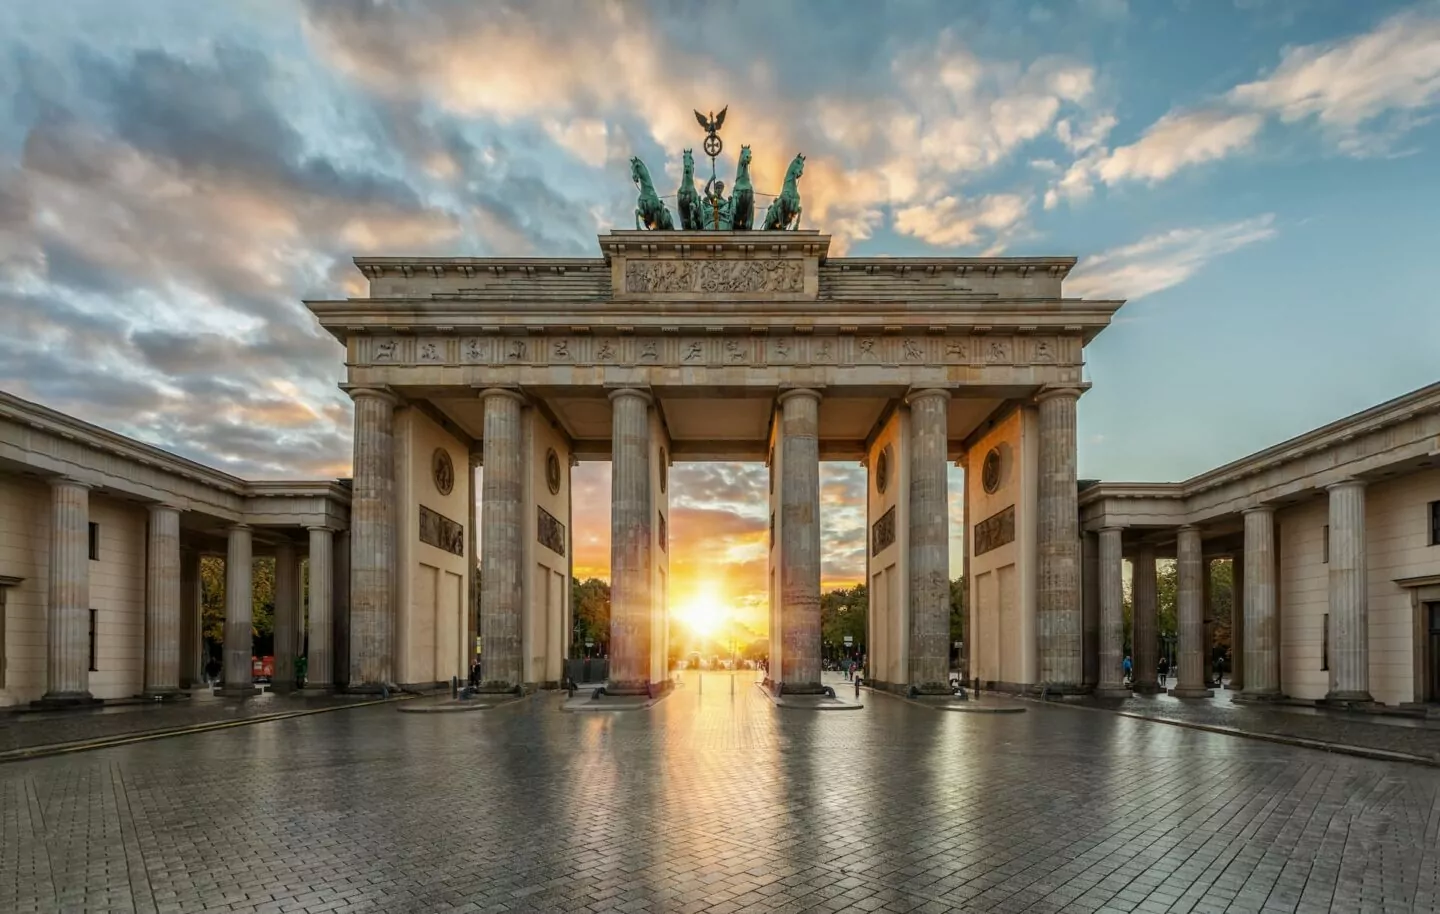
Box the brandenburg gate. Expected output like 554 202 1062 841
304 118 1121 698
306 229 1120 698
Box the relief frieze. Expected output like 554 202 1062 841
537 506 566 556
973 505 1016 557
419 505 465 557
363 333 1068 369
624 259 803 294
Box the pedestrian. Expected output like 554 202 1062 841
1121 654 1133 686
1157 655 1169 688
468 658 481 689
204 655 221 687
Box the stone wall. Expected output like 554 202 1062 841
523 409 572 687
395 408 470 687
967 407 1039 689
865 408 909 689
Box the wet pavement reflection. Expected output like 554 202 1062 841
2 670 1439 913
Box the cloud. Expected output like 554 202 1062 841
301 1 1102 251
1065 214 1277 300
1227 8 1440 139
1048 6 1440 207
894 193 1031 249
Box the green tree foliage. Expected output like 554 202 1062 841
950 576 966 646
571 577 611 652
199 555 276 659
1123 557 1233 659
820 583 867 656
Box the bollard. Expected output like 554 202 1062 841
731 673 735 697
451 676 458 699
854 676 860 700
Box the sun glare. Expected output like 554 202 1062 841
675 591 727 639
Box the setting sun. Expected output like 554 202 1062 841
673 590 728 639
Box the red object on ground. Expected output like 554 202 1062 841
252 656 274 678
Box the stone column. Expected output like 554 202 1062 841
479 388 525 689
1326 479 1372 703
305 527 334 690
349 387 397 691
776 388 823 695
1132 542 1159 693
219 524 258 696
1171 525 1212 697
41 478 93 705
1230 553 1245 691
272 541 298 693
907 388 950 692
179 549 202 688
1037 387 1083 691
1242 506 1281 699
1081 531 1100 689
607 388 654 694
332 530 350 687
1096 527 1130 697
142 504 182 698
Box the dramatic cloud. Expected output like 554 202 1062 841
1048 5 1440 206
1066 215 1278 301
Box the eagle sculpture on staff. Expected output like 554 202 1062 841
694 106 727 157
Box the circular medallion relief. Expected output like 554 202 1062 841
875 445 892 494
545 448 562 495
659 447 668 493
432 448 455 496
982 447 1003 495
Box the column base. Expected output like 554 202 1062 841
1323 690 1375 707
906 681 954 697
301 683 335 694
140 688 189 702
1131 681 1162 695
604 679 663 697
1094 686 1134 699
215 684 260 698
1234 689 1285 703
32 692 100 709
1168 686 1214 699
775 681 827 696
345 682 400 696
1033 682 1092 697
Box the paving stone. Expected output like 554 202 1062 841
2 673 1439 912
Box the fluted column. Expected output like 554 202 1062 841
1171 526 1212 697
1081 532 1100 689
479 389 525 689
1037 387 1083 691
607 388 654 694
1242 506 1281 699
1132 542 1159 693
219 524 258 696
1230 554 1245 691
1326 480 1371 703
179 549 202 688
1096 527 1130 697
305 527 334 690
776 388 823 694
332 530 350 687
349 387 397 691
142 504 182 697
907 388 950 692
272 541 298 693
41 478 93 704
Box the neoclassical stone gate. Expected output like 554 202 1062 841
306 231 1121 695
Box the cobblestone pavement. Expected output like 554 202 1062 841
1081 689 1440 763
0 692 391 756
3 671 1440 914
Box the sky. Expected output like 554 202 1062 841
2 0 1438 631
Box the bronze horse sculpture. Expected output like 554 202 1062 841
762 153 805 231
730 145 754 231
631 156 674 231
677 149 702 230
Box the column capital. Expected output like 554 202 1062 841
776 387 822 406
49 476 91 491
1099 525 1126 534
1035 385 1084 405
606 386 653 405
1326 477 1367 492
478 386 527 405
346 386 400 406
304 524 333 533
146 502 182 516
1241 504 1276 517
905 387 952 405
1176 524 1201 535
228 522 252 532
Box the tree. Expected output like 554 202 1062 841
200 555 276 659
820 583 867 658
571 577 610 654
949 576 966 647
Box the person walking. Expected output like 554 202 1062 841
1122 654 1133 687
1157 655 1170 689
